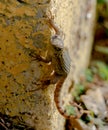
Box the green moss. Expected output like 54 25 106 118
97 0 107 4
85 69 94 82
72 84 85 101
94 61 108 80
65 105 77 116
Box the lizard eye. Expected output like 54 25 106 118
52 35 58 39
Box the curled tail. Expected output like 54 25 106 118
54 76 73 119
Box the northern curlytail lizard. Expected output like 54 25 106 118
48 16 75 118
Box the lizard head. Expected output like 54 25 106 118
51 35 64 49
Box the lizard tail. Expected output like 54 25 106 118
54 76 73 119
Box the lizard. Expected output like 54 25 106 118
48 14 90 123
47 15 85 119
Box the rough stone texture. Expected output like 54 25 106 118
0 0 96 130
